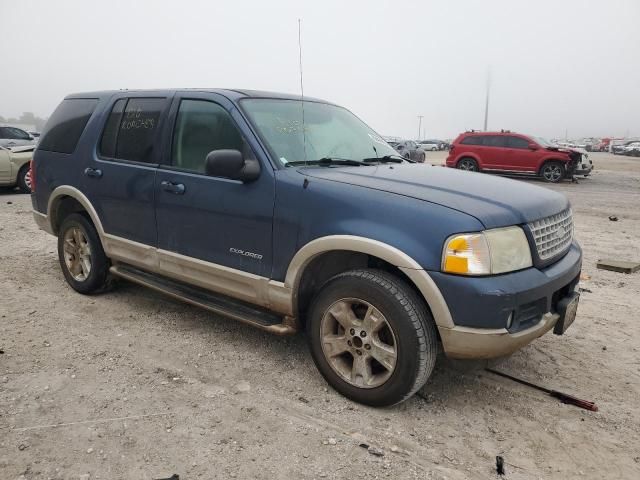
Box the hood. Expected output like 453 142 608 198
301 164 569 229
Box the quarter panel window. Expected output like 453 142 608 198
171 100 243 173
38 98 98 154
461 135 483 145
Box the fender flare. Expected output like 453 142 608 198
285 235 454 328
47 185 107 238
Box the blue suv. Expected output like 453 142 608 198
31 89 582 406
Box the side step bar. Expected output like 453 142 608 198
110 264 296 335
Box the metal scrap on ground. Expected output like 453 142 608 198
596 259 640 274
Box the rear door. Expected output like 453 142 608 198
87 94 172 250
154 92 275 278
479 135 508 169
504 135 538 172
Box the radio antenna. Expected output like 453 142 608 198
298 18 307 163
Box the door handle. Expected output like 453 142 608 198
161 180 185 195
84 167 103 178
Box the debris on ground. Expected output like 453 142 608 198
368 446 385 457
608 215 619 221
579 287 593 293
596 259 640 274
496 456 505 475
486 368 598 411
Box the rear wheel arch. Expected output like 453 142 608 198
48 187 105 238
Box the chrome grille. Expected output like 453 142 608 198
527 209 574 260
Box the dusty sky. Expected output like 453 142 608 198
2 0 639 140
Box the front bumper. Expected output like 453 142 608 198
431 241 582 359
574 162 593 175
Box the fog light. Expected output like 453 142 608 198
506 312 514 329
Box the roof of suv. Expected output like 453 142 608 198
66 88 331 104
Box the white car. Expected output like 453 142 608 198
418 141 439 151
0 126 37 148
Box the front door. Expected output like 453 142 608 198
154 93 275 281
503 135 538 172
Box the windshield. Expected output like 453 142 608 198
241 99 399 166
534 136 558 147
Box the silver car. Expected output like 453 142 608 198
0 126 37 148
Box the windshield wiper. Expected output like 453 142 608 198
361 155 407 164
286 157 364 167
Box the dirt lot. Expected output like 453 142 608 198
1 152 639 479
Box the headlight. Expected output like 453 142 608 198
442 226 532 275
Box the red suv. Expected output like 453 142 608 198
446 131 593 183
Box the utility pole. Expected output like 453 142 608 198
417 115 424 140
483 68 491 131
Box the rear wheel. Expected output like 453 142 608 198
17 164 31 193
307 269 438 406
540 161 565 183
457 157 479 171
58 213 111 294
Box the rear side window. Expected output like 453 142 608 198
507 136 529 149
460 135 483 145
484 136 507 147
99 97 165 163
38 98 98 154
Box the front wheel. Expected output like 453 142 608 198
540 161 565 183
307 269 438 406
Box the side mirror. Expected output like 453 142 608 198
528 143 538 150
205 149 260 182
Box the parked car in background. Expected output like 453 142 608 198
620 142 640 156
612 141 638 155
0 145 33 192
418 140 440 151
446 131 593 182
0 126 37 147
394 140 426 162
32 89 583 406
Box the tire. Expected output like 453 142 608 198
431 147 437 151
17 164 31 193
420 152 426 163
58 213 111 294
307 269 438 406
539 161 565 183
457 157 479 171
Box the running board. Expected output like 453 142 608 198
109 264 296 335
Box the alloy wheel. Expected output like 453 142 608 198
543 164 563 182
458 159 477 171
62 227 92 281
320 298 397 388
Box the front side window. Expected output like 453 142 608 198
99 97 165 163
507 136 530 149
8 128 31 140
241 99 397 166
38 98 98 154
171 100 243 173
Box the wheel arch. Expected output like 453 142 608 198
47 186 105 238
285 235 454 329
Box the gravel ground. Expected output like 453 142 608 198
1 152 639 479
